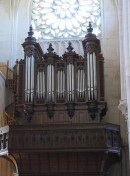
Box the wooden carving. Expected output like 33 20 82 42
3 24 121 176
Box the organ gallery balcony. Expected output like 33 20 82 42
3 123 120 176
8 123 121 153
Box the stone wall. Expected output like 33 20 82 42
0 0 12 66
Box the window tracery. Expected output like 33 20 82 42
31 0 101 39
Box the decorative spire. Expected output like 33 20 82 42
28 25 34 37
87 22 93 34
24 25 36 43
47 43 54 53
67 42 73 52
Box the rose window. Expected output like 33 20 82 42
31 0 101 39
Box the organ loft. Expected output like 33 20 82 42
0 23 121 176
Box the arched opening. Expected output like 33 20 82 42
0 155 18 176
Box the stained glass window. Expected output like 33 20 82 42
31 0 101 39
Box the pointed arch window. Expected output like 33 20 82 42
31 0 101 39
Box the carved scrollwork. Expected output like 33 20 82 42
67 103 75 118
87 100 98 120
57 63 65 68
87 101 107 121
23 104 34 122
24 48 35 57
47 43 54 53
9 125 121 152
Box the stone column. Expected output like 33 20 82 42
118 0 130 170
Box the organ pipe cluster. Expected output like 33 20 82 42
20 24 107 121
82 22 106 120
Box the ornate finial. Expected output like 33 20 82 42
87 22 93 33
67 42 73 52
47 43 54 53
28 25 34 37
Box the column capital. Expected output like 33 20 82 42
118 99 128 121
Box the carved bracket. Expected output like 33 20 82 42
87 100 98 120
87 101 107 121
99 102 107 121
23 104 34 122
67 103 75 118
47 103 54 118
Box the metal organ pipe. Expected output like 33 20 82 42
67 65 69 100
77 69 79 97
62 70 64 98
36 70 45 100
72 64 74 101
25 56 28 102
28 56 30 102
25 55 34 103
93 54 97 99
31 56 34 102
57 70 65 99
36 72 40 99
82 69 85 97
60 70 61 98
80 69 82 97
77 69 85 98
57 70 59 98
42 71 45 98
40 71 42 99
67 64 74 101
47 64 54 102
47 65 50 101
87 53 97 100
52 65 54 101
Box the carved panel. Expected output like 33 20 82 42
9 123 121 154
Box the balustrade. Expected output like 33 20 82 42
0 126 9 156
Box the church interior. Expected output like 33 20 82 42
0 0 130 175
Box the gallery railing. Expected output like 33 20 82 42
0 125 9 156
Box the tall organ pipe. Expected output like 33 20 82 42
67 64 74 101
47 64 54 102
87 53 97 100
37 72 40 99
25 55 34 103
57 70 65 99
77 69 85 98
36 70 45 100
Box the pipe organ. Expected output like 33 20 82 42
4 24 121 176
14 24 107 122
